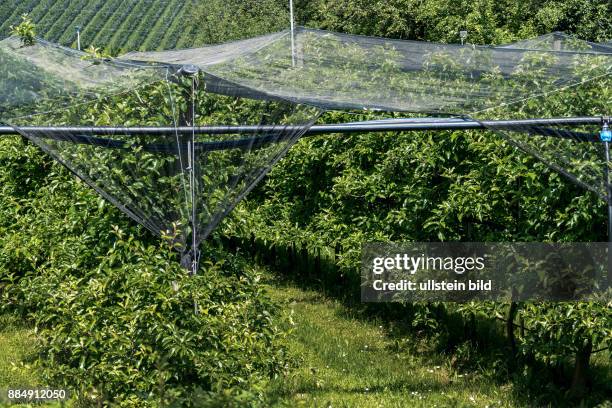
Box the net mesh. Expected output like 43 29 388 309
498 32 612 53
1 36 321 270
2 27 611 266
0 36 153 118
122 27 611 200
482 34 611 199
121 27 612 114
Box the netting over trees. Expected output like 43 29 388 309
1 27 610 270
499 32 612 53
122 27 612 198
0 34 320 272
124 27 611 113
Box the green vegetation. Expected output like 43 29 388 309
0 129 289 405
0 0 289 54
14 234 288 405
295 0 611 43
265 283 516 407
81 44 111 60
268 279 608 407
0 55 315 404
225 107 612 403
0 0 194 53
0 0 609 55
3 272 607 407
9 13 35 46
220 46 611 400
0 315 39 389
0 1 610 406
187 0 288 46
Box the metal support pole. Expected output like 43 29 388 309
604 142 611 291
176 65 201 315
289 0 296 67
75 26 81 51
189 76 199 279
605 142 612 240
189 75 200 315
601 117 612 290
178 66 200 271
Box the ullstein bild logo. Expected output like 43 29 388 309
361 243 610 303
370 279 492 292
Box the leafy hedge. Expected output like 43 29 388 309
295 0 611 43
222 83 611 400
0 135 289 406
1 0 609 56
15 230 286 406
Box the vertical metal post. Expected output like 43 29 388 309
189 75 198 279
189 75 200 315
605 142 612 241
178 66 200 276
289 0 296 67
75 26 81 51
177 65 201 314
601 118 611 290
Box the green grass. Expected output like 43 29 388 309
264 282 518 407
0 277 608 407
0 283 515 407
0 314 39 389
0 314 62 407
0 314 77 408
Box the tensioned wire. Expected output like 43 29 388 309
4 72 190 238
468 69 611 200
164 69 190 229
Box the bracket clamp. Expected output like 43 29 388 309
178 64 200 77
601 116 611 142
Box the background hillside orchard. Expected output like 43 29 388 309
0 0 610 406
0 0 609 53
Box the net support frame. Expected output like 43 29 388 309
289 0 296 67
0 116 603 136
1 115 609 272
601 117 612 289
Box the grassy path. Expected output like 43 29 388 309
264 282 515 407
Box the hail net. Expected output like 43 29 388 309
125 27 611 199
0 35 320 271
2 28 611 267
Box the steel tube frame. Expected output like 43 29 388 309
603 117 612 289
0 116 603 137
2 114 610 281
605 141 612 288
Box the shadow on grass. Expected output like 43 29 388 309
221 236 612 408
269 379 470 399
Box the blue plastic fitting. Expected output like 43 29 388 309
601 122 612 142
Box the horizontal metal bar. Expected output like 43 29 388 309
309 117 603 134
0 116 603 136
